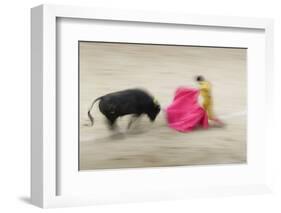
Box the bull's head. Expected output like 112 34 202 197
148 98 161 121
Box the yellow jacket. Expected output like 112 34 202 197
199 81 211 99
199 81 214 119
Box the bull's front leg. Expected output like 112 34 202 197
127 114 139 129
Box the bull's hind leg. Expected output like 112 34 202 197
106 116 118 130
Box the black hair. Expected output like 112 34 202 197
195 75 205 82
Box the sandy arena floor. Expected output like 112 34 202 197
79 42 247 170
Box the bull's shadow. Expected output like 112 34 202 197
89 117 156 143
90 130 146 144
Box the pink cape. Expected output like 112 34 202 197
165 87 209 132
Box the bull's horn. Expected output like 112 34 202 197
153 97 159 105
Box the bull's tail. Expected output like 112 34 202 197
87 96 102 126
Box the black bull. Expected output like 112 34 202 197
87 89 161 128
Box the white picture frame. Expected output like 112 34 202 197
31 4 274 208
